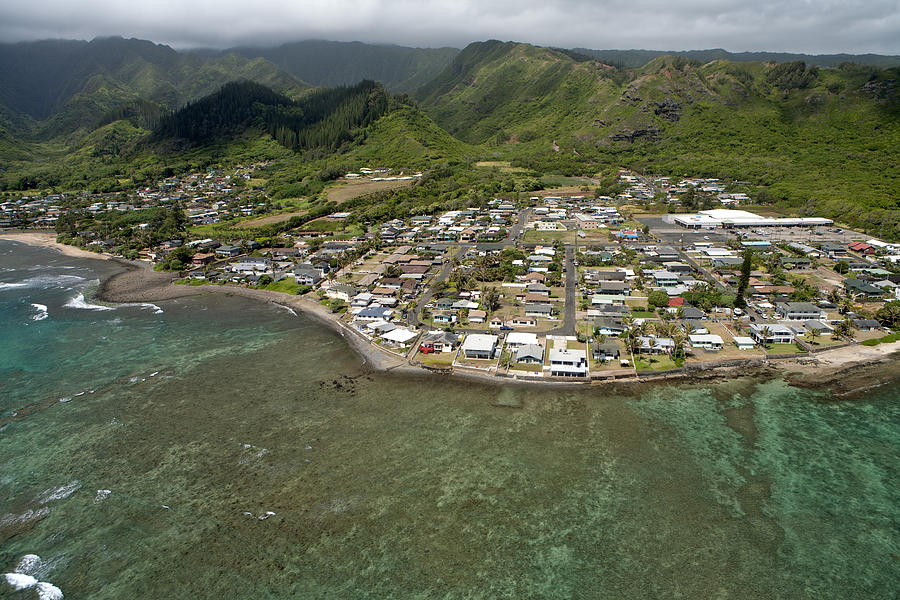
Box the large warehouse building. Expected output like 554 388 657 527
672 209 833 230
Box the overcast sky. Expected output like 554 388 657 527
1 0 899 54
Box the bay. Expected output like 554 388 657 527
1 240 897 599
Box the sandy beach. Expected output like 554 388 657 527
0 231 113 260
8 232 900 392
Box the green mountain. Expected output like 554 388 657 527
572 47 900 69
414 41 899 233
154 80 391 152
0 36 307 140
219 40 459 92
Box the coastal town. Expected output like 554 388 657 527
5 167 900 383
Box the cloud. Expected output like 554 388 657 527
0 0 898 54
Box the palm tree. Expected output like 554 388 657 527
828 288 842 305
758 326 774 349
805 328 820 346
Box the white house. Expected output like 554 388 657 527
461 334 499 359
749 323 794 345
689 334 724 350
549 348 588 377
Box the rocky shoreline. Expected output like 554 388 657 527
7 231 900 395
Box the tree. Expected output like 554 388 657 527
481 286 501 312
875 301 900 329
648 289 669 309
834 261 849 274
734 250 753 309
805 328 820 345
833 317 855 340
758 326 774 349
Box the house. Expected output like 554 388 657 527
489 317 505 329
526 283 551 296
592 340 620 362
525 303 553 318
733 336 756 350
292 265 323 285
461 334 498 359
802 320 834 335
549 348 588 377
521 272 547 283
597 281 630 295
468 309 487 323
506 332 539 348
325 284 358 302
382 328 418 346
432 310 457 324
852 318 881 331
848 241 876 255
420 330 458 353
515 344 544 364
780 257 811 269
651 271 681 287
355 307 393 322
821 243 849 259
230 256 272 273
844 278 883 299
593 317 626 337
679 306 705 320
636 336 676 354
215 245 241 257
511 316 537 327
775 302 826 321
749 323 794 345
689 334 724 350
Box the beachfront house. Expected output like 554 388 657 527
688 334 724 351
749 323 794 345
420 331 458 353
775 302 826 321
461 334 498 359
733 336 756 350
549 348 588 377
514 343 544 365
592 340 620 362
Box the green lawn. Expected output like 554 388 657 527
766 343 808 355
634 354 679 372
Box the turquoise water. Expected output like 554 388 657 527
1 240 898 599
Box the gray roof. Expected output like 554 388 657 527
516 344 544 362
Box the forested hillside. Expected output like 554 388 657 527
0 36 306 140
224 40 458 92
154 80 390 153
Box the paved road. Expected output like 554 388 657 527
408 245 468 329
548 244 576 336
508 208 530 242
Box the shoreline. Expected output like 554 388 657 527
0 231 113 261
8 233 900 394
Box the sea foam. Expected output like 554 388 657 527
4 573 37 590
15 554 42 575
37 481 81 504
31 303 49 321
63 291 114 311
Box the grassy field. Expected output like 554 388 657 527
634 354 679 372
326 179 414 204
237 199 309 228
522 229 575 243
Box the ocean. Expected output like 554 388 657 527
1 240 897 599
